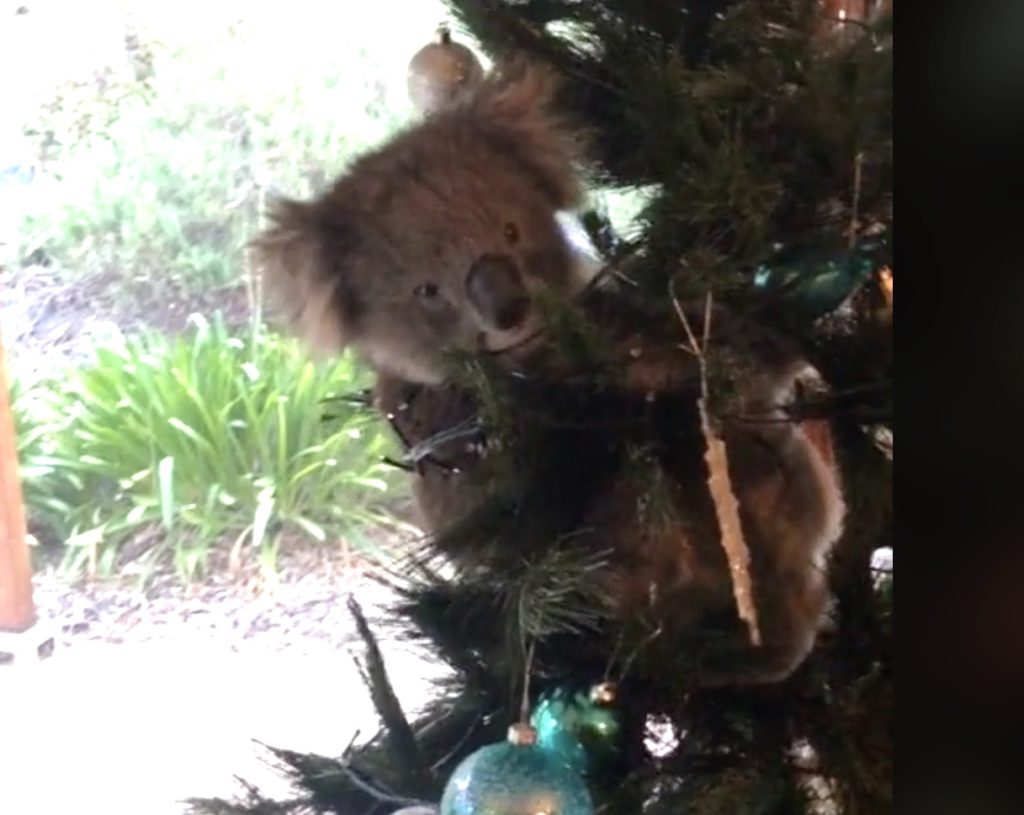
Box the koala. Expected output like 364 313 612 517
373 291 846 688
254 62 589 386
254 61 591 531
254 62 845 687
565 293 846 687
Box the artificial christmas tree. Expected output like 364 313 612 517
189 2 891 812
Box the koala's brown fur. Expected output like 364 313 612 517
254 62 845 688
253 62 586 385
582 298 844 686
377 291 845 687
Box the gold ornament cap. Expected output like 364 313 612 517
590 681 618 706
507 722 538 746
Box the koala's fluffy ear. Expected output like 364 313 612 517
250 197 354 357
466 60 585 209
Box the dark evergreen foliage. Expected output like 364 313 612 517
188 2 891 812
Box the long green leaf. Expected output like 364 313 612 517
158 456 176 529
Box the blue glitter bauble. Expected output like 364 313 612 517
440 737 594 815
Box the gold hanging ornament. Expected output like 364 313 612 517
589 681 617 706
815 0 892 49
407 25 484 115
878 266 893 309
673 292 762 647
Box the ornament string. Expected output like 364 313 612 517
849 151 864 249
605 623 664 684
520 639 537 724
603 630 626 682
429 711 486 773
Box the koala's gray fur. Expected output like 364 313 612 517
254 62 846 688
253 62 588 385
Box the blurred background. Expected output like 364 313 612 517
0 4 489 813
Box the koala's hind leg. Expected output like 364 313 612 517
686 565 832 687
686 420 843 688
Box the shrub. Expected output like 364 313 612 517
14 314 404 582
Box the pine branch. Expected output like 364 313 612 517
347 596 432 794
192 3 892 811
505 535 616 640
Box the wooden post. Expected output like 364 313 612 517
0 328 36 633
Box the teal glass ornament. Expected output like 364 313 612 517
753 238 886 320
440 724 594 815
531 682 621 776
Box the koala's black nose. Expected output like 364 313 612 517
466 253 531 331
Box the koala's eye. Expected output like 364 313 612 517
503 222 519 244
415 282 441 301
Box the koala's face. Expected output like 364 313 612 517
255 63 586 384
343 159 577 382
